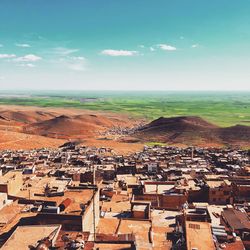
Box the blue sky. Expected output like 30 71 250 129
0 0 250 90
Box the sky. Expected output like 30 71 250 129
0 0 250 90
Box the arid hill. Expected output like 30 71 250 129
0 110 56 123
0 106 143 152
0 106 249 151
132 116 250 147
219 125 250 147
23 114 118 139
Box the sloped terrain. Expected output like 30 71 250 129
23 114 117 139
0 105 249 151
0 130 64 150
218 125 250 147
132 116 250 147
0 110 56 123
0 106 140 152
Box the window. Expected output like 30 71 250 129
189 223 200 230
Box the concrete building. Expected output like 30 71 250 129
206 179 232 205
0 171 23 196
185 221 216 250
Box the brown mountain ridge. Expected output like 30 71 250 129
132 116 250 147
0 107 141 152
0 106 249 150
23 114 116 139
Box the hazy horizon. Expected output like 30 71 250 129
1 89 250 93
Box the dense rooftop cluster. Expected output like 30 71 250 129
0 144 250 249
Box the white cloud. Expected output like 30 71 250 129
58 56 87 71
138 45 145 48
150 47 155 52
101 49 138 56
14 54 42 62
16 43 31 48
157 44 177 51
0 54 16 59
71 56 85 60
19 63 36 68
191 44 199 48
54 47 79 55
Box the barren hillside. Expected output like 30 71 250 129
132 116 250 147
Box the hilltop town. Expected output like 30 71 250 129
0 143 250 250
2 0 250 249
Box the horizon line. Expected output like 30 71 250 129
1 89 250 92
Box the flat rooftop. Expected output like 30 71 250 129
206 180 230 188
0 201 24 225
97 218 120 235
0 171 22 184
18 188 94 215
117 220 152 249
1 224 61 250
151 209 181 228
144 183 175 194
204 174 229 180
132 204 147 212
185 221 215 250
101 193 130 213
16 176 69 198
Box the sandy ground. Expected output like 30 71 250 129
0 130 64 150
0 105 144 153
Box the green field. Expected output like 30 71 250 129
0 90 250 127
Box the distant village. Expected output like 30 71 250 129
0 143 250 250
